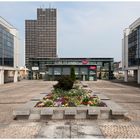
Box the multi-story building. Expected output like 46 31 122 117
0 16 19 84
44 57 114 81
25 8 114 81
27 57 114 80
122 18 140 84
25 8 57 78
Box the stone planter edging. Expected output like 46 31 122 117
13 93 128 121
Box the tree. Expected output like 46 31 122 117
70 66 76 81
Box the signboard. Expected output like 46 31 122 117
82 59 88 64
89 66 96 70
32 67 39 70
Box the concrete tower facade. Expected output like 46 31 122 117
25 8 57 76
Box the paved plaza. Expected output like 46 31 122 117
0 80 140 138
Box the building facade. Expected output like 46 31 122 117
0 17 19 84
122 18 140 84
28 57 114 81
25 8 57 71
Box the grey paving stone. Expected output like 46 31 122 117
37 123 69 138
64 109 76 119
37 120 104 138
31 94 46 101
13 109 30 116
23 101 38 109
87 109 99 119
40 92 48 94
93 92 101 94
13 109 30 120
78 125 102 135
99 108 110 119
41 109 53 115
76 122 104 138
76 109 87 119
104 100 123 110
88 109 100 115
52 110 64 119
30 109 41 114
14 115 29 120
103 100 128 119
112 109 127 115
64 109 76 115
29 114 40 120
95 93 110 100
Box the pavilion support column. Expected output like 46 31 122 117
0 69 4 85
14 70 18 83
83 75 85 81
134 70 137 82
124 70 128 82
138 69 140 84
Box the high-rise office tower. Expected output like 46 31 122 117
25 8 57 78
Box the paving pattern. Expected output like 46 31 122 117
99 120 140 138
0 121 41 138
0 80 140 138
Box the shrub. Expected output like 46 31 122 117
53 76 74 91
70 66 76 81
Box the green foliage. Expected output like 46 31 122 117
52 88 86 98
69 97 81 106
43 99 53 107
36 87 107 107
53 76 74 91
52 88 67 97
36 78 107 107
82 96 90 103
70 66 76 81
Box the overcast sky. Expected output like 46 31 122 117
0 2 140 66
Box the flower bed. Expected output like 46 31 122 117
35 88 107 107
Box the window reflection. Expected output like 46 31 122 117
128 29 140 67
0 25 14 67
